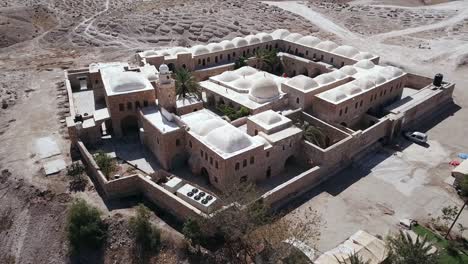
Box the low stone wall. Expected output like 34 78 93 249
262 166 323 207
76 141 206 221
406 73 433 89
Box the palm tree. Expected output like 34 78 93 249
386 231 438 264
296 121 328 149
335 252 370 264
254 48 280 74
234 56 248 69
174 68 201 100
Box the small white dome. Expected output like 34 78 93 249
205 125 253 153
367 74 387 85
342 82 362 96
217 71 241 82
231 78 252 91
340 65 358 76
333 45 360 57
314 73 336 85
159 64 169 74
220 40 235 50
160 50 171 56
354 78 375 90
232 37 248 48
170 47 190 56
109 72 148 93
249 77 280 103
354 59 375 69
144 50 159 57
284 33 303 42
330 70 347 80
270 29 291 40
206 43 224 53
296 36 321 47
234 66 258 76
386 66 404 78
245 35 261 45
315 40 339 51
353 52 374 60
286 75 319 91
191 45 210 56
322 90 347 102
256 111 282 125
255 32 273 42
192 119 227 136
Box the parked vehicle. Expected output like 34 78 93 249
404 131 428 144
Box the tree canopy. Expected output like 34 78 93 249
174 68 201 100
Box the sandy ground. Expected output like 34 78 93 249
0 0 467 262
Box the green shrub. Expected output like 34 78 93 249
94 151 117 178
67 199 107 252
217 103 250 121
129 204 161 255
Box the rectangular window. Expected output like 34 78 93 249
360 100 363 107
339 109 342 116
355 102 358 109
189 141 192 148
176 139 180 146
210 157 213 165
205 153 208 161
345 107 348 114
143 100 148 107
266 151 270 157
200 150 203 157
127 102 132 110
243 159 247 167
215 161 218 169
235 162 239 170
250 156 254 164
119 103 124 111
135 101 141 109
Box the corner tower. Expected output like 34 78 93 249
156 64 176 112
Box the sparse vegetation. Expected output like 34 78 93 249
296 121 329 149
94 151 117 179
129 204 162 261
386 230 438 264
336 252 370 264
66 199 107 253
66 161 87 191
234 56 248 69
217 103 250 121
254 48 282 75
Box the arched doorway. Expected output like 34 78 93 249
168 63 175 71
121 115 139 137
200 167 210 185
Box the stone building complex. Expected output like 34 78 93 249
65 29 455 216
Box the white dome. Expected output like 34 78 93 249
354 78 375 90
109 72 148 93
256 111 282 125
386 66 404 78
367 74 387 85
330 70 347 80
144 50 159 57
205 125 253 153
255 32 273 42
232 37 248 47
270 29 291 40
249 77 280 103
220 40 235 50
192 119 227 136
353 52 374 60
216 71 241 82
234 66 258 76
332 45 360 57
354 59 375 69
296 36 321 47
284 33 303 42
170 47 190 56
245 35 261 45
340 65 358 76
315 40 339 51
191 45 210 56
159 64 169 74
314 73 336 85
322 90 347 102
286 75 319 91
206 43 224 53
342 82 362 96
160 50 171 56
231 78 252 91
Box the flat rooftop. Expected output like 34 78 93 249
141 107 180 134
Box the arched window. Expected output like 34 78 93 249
296 97 300 104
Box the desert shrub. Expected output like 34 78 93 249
217 103 250 121
67 162 87 191
129 204 161 258
94 151 117 178
67 199 107 252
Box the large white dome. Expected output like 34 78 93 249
353 52 374 60
354 59 375 69
245 35 261 45
234 66 258 76
216 71 241 82
286 75 319 91
249 77 280 103
255 32 273 42
314 73 336 85
192 119 227 136
284 33 303 42
206 43 224 53
332 45 360 57
270 29 290 40
340 65 358 76
170 47 190 56
256 110 282 126
231 78 253 91
205 125 253 154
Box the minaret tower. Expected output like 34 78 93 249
156 64 176 112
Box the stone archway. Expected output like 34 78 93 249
200 167 210 185
121 115 139 137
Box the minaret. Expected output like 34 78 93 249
156 64 176 112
